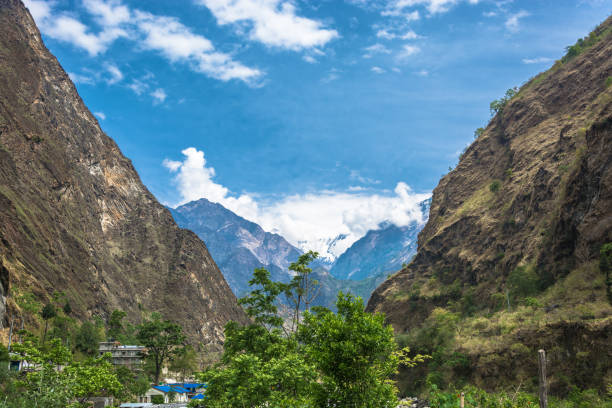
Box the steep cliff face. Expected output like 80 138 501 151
368 16 612 392
0 0 248 345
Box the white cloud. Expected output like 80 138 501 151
522 57 553 64
25 0 261 84
376 27 421 40
302 55 318 64
195 0 338 51
83 0 131 26
163 147 260 220
383 0 477 16
134 11 262 83
151 88 167 104
68 72 96 84
105 63 123 84
415 69 429 76
128 79 148 95
94 111 106 120
23 0 52 21
363 43 392 58
371 66 386 74
397 44 421 59
505 10 529 32
164 147 430 260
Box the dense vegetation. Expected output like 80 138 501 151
0 292 191 406
196 252 428 408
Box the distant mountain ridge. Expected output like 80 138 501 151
329 199 430 280
170 197 430 306
170 198 301 297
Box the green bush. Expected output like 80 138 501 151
490 87 518 116
489 180 501 193
507 266 539 299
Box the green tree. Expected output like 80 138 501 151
170 345 198 382
136 316 185 384
75 321 101 356
64 354 124 405
238 268 285 331
600 243 612 303
201 255 426 408
108 309 127 340
63 301 72 315
490 87 518 116
40 303 57 344
284 251 320 332
298 293 401 408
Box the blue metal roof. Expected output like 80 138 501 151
152 385 172 393
191 394 207 400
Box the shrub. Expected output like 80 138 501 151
489 180 501 193
524 297 542 308
507 266 539 299
474 127 485 139
489 87 518 116
606 76 612 88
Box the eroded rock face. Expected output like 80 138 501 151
368 15 612 331
367 15 612 392
0 0 248 345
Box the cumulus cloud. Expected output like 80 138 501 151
195 0 338 51
164 147 430 260
163 148 259 220
505 10 529 32
24 0 261 84
371 66 386 74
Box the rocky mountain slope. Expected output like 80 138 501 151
368 16 612 394
0 0 248 346
170 198 302 297
330 199 429 281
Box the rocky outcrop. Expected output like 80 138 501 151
0 0 248 345
367 15 612 392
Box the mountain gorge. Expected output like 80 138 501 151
368 16 612 394
0 0 247 346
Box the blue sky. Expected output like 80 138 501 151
24 0 611 259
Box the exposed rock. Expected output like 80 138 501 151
367 15 612 392
0 0 248 345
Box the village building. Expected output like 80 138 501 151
98 341 146 368
138 383 206 404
